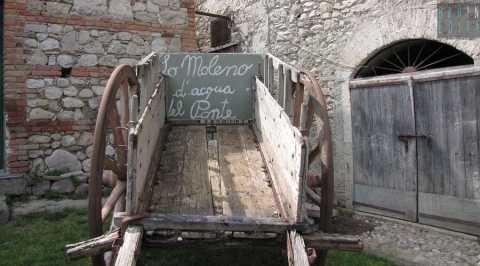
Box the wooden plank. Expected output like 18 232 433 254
287 230 309 266
151 126 213 215
415 74 480 235
254 78 306 223
353 184 417 220
65 231 119 260
350 65 480 88
284 68 293 118
464 77 480 199
216 126 278 218
303 233 363 251
418 192 480 235
114 226 143 266
351 83 417 221
268 57 274 92
126 95 139 214
133 54 166 213
114 213 290 233
207 137 223 215
278 64 285 107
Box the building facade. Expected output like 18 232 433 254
1 0 197 197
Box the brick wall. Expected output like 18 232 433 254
1 0 197 197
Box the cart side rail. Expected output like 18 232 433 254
127 52 167 214
260 54 334 231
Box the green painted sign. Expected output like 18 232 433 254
158 53 262 122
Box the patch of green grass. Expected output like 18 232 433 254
0 209 395 266
0 209 89 266
43 190 65 200
45 169 67 177
327 250 394 266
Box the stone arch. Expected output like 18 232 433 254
353 38 474 78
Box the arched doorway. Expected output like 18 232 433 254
355 39 474 78
350 39 480 235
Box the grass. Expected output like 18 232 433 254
0 209 395 266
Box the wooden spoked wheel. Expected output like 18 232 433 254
88 65 139 266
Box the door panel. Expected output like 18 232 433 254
414 76 480 235
351 84 417 221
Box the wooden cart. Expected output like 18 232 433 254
65 53 361 266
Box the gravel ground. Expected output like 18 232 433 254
354 213 480 266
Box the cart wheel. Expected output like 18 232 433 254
88 65 139 266
301 71 334 231
301 71 334 266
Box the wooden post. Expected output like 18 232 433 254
114 226 143 266
126 95 138 215
293 74 304 127
268 57 274 91
263 55 269 86
278 64 285 107
299 92 310 136
287 230 310 266
284 68 293 118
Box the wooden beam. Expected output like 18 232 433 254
114 226 143 266
278 64 285 107
114 213 290 233
126 94 139 214
303 233 363 252
287 230 310 266
65 230 119 261
102 181 126 222
283 68 293 118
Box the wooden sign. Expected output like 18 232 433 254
158 53 262 122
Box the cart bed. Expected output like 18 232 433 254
150 125 280 219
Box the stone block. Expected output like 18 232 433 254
45 149 82 172
72 0 107 16
0 177 26 196
51 179 75 194
29 108 54 120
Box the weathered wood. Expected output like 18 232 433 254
207 136 223 215
114 226 143 266
303 233 363 251
114 213 290 233
151 126 213 215
266 53 300 83
351 82 417 221
415 74 480 235
268 57 274 91
278 64 285 107
254 78 306 223
126 94 138 214
283 68 293 118
133 54 166 213
217 126 278 218
287 230 309 266
65 230 119 260
351 65 480 88
292 76 304 128
101 181 126 222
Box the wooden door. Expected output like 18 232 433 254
414 75 480 235
351 83 418 221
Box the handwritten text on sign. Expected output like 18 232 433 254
159 54 262 121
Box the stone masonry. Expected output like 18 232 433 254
1 0 197 207
197 0 480 207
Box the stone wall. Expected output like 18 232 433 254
1 0 197 204
197 0 480 207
